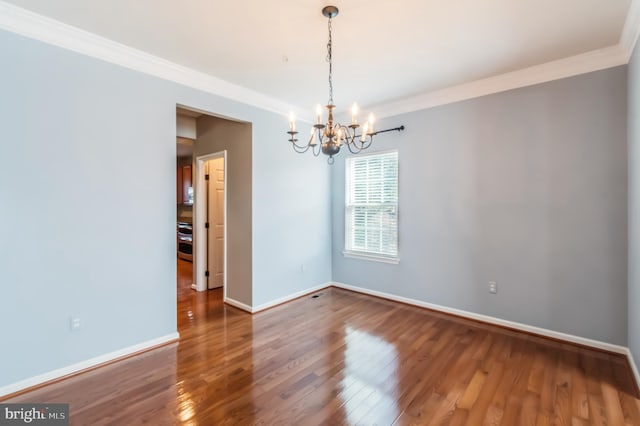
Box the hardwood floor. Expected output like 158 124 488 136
5 270 640 425
177 258 194 298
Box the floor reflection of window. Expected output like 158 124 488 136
177 381 196 424
341 326 399 423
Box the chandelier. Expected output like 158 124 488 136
287 5 405 164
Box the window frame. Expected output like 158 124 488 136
343 149 399 264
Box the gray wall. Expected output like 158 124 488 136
0 28 331 389
195 116 253 305
332 67 628 345
251 113 332 307
629 45 640 365
194 112 333 308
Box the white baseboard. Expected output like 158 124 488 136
0 332 179 398
190 283 197 290
223 283 331 314
626 348 640 391
252 283 331 313
223 297 253 313
331 282 628 354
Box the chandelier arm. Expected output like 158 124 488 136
291 143 312 153
314 129 323 157
306 131 318 151
335 123 349 133
346 134 368 154
339 125 355 145
361 136 374 150
309 127 323 156
346 140 363 154
341 123 354 144
290 140 308 150
290 136 316 152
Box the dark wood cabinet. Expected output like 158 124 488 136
182 165 192 204
177 164 193 204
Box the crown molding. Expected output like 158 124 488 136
621 0 640 61
372 0 640 119
0 0 638 120
371 45 629 119
0 1 298 118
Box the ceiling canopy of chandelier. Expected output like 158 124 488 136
287 5 405 164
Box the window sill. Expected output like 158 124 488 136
342 251 400 264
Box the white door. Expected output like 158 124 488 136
207 157 225 289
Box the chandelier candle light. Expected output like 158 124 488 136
287 5 405 164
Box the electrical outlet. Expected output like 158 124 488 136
70 317 81 331
301 264 307 272
489 281 498 294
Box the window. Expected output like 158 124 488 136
345 150 398 262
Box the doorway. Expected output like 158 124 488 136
176 110 197 299
176 105 252 312
194 151 227 296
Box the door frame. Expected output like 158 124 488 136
194 150 227 299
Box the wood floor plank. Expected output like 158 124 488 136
528 347 547 395
601 381 626 426
569 351 589 421
3 259 639 425
497 340 537 425
554 351 573 425
539 348 560 418
517 391 539 426
457 369 489 409
464 362 505 424
587 394 609 426
621 391 640 426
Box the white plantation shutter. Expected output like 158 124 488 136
345 151 398 258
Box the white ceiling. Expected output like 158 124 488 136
4 0 633 114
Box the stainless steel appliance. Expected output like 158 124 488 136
177 222 193 261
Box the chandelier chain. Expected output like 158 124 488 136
326 17 333 105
